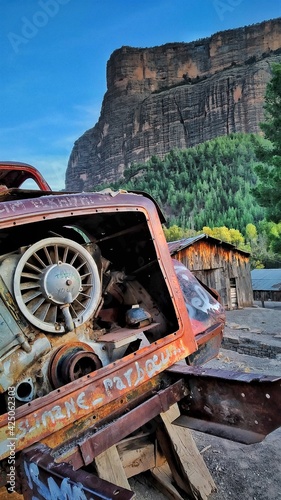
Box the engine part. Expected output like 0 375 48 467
13 237 102 333
15 377 34 402
0 334 51 392
48 342 102 388
0 274 32 358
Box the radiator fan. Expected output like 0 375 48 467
13 237 101 333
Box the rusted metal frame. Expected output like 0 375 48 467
168 365 281 444
0 162 51 191
43 376 165 468
0 200 196 459
0 338 192 461
78 378 187 466
20 444 135 500
0 195 196 352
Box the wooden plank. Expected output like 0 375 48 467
117 437 155 478
94 445 131 490
117 433 166 478
151 462 185 500
156 404 216 500
0 488 23 499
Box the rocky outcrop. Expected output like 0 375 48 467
66 18 281 191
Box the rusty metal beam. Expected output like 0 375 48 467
20 444 135 500
168 365 281 444
78 379 186 465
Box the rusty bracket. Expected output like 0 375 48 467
20 443 135 500
168 364 281 444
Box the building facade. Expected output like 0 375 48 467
168 234 253 310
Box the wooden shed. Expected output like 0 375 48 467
168 234 253 310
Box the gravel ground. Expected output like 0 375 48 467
131 302 281 499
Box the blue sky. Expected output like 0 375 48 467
1 0 281 190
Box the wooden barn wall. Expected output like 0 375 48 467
173 240 253 309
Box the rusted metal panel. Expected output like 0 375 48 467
168 365 281 444
0 341 189 460
46 376 164 470
187 325 223 366
20 444 135 499
0 191 163 226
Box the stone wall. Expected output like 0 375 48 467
222 333 281 359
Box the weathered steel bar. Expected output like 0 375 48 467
168 365 281 444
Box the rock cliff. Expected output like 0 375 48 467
66 18 281 191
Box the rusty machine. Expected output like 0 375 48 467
0 162 280 499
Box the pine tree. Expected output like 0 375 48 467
253 63 281 222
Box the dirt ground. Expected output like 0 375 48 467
130 302 281 500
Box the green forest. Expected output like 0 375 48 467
104 133 265 232
91 132 280 267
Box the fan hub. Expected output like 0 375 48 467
40 262 82 305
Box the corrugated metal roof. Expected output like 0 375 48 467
251 269 281 291
168 233 250 256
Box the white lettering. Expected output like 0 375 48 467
76 392 89 410
123 368 133 387
64 398 76 418
103 378 113 395
134 362 145 386
23 461 89 500
113 376 126 391
42 410 55 427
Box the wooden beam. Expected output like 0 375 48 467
156 404 216 500
94 445 132 491
151 462 186 500
117 434 157 478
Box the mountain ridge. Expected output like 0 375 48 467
66 18 281 191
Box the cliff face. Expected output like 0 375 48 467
66 18 281 191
